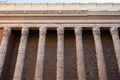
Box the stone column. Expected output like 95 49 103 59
110 27 120 72
0 27 11 76
13 27 29 80
35 27 47 80
75 27 86 80
57 27 64 80
93 27 107 80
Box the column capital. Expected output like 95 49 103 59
93 27 100 35
57 27 64 35
3 27 11 36
40 27 47 35
75 27 82 35
110 27 118 35
22 27 29 35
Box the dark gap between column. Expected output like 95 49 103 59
83 30 99 80
0 30 21 80
21 30 39 80
101 30 120 80
43 30 57 80
64 30 77 80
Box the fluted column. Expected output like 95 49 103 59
0 27 11 76
57 27 64 80
75 27 86 80
35 27 47 80
110 27 120 72
13 27 29 80
93 27 107 80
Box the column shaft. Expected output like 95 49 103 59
57 27 64 80
75 27 86 80
35 27 47 80
110 27 120 72
13 27 29 80
0 27 11 76
93 27 107 80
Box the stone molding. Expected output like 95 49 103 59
0 24 120 29
0 20 120 24
0 3 120 11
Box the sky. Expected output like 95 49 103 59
4 0 120 3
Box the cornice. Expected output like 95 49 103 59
0 3 120 11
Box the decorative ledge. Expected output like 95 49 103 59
0 3 120 11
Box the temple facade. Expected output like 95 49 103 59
0 3 120 80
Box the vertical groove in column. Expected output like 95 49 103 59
93 27 107 80
57 27 64 80
110 27 120 72
13 27 29 80
75 27 86 80
35 27 47 80
0 27 11 77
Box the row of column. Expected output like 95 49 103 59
0 27 120 80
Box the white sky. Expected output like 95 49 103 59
6 0 120 3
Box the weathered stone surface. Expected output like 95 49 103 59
13 27 29 80
0 27 11 77
0 3 119 80
93 27 107 80
110 27 120 72
35 27 47 80
75 27 86 80
57 27 64 80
